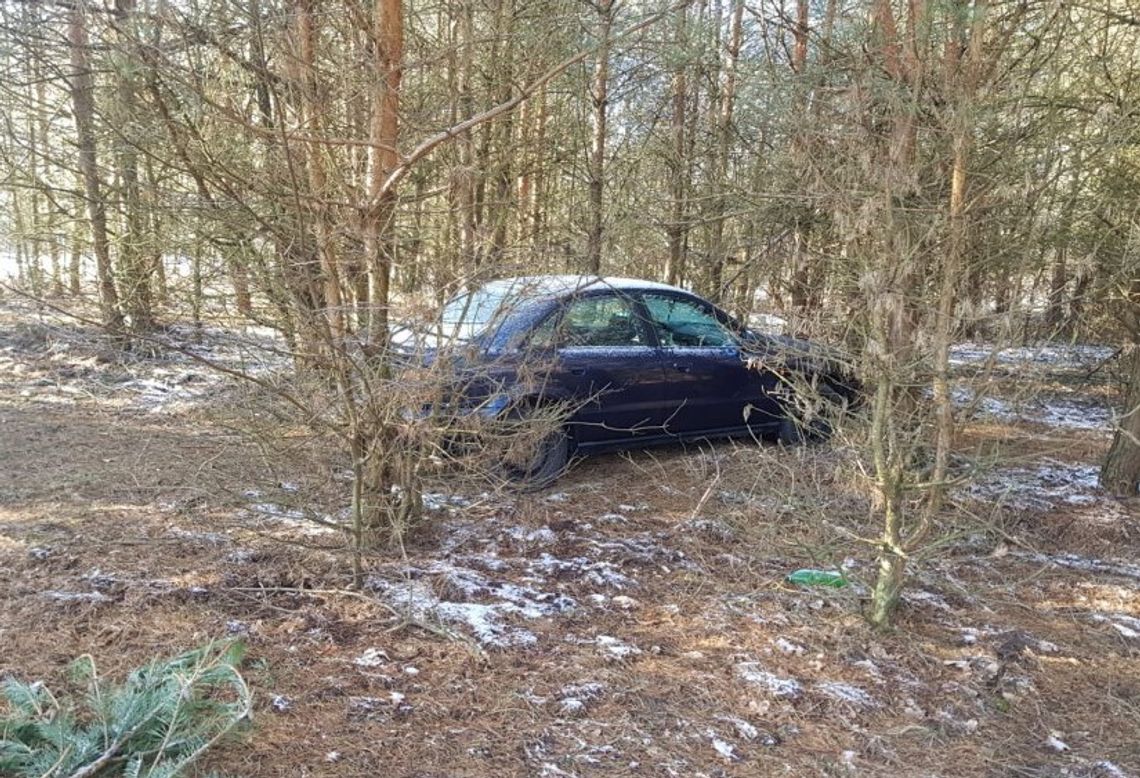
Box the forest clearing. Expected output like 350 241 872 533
1 295 1137 776
3 0 1140 773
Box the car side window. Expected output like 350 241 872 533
532 295 646 349
642 294 737 348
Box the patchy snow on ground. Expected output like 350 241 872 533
735 662 803 699
0 301 289 413
556 681 606 717
422 492 474 513
952 386 1114 432
773 637 806 655
1015 551 1140 582
1089 613 1140 640
964 459 1103 512
41 590 112 604
901 589 953 611
353 647 390 668
595 635 641 661
368 561 577 649
116 369 225 413
709 734 740 762
716 715 761 742
165 527 231 546
950 343 1116 371
529 553 639 591
815 681 879 709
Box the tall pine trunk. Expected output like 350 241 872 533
69 0 122 329
585 0 613 275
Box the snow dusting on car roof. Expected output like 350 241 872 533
477 275 684 298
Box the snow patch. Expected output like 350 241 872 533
1016 552 1140 581
596 512 629 525
166 527 230 545
42 591 111 604
1046 733 1070 752
595 635 641 661
529 553 638 590
774 637 806 655
557 681 606 716
952 386 1113 432
716 715 761 741
736 662 802 698
422 492 472 513
1091 761 1130 778
710 735 739 762
506 525 558 545
1090 612 1140 639
370 563 576 649
966 459 1102 512
950 343 1115 370
901 589 952 611
682 517 736 541
353 648 390 668
816 681 878 708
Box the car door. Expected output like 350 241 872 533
639 292 780 436
529 292 668 446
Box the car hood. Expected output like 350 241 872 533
742 330 853 375
389 324 494 372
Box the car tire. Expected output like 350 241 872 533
778 381 843 446
777 415 830 445
498 404 571 489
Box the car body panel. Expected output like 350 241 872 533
657 345 781 434
547 345 667 444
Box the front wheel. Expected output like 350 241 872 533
497 404 571 489
777 415 831 445
778 381 845 446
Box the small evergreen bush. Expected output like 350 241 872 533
0 641 251 777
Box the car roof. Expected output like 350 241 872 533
477 275 687 299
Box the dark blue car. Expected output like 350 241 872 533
396 276 857 485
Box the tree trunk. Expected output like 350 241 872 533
113 0 156 331
864 0 926 630
867 378 907 630
929 0 986 521
365 0 403 345
664 4 688 286
585 0 613 275
1102 283 1140 496
1047 151 1084 336
69 0 122 329
928 127 968 520
294 0 345 339
706 0 743 303
486 0 515 265
1102 347 1140 496
787 0 813 334
527 85 548 253
69 210 83 295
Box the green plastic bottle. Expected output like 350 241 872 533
786 569 848 588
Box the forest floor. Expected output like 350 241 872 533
1 295 1138 778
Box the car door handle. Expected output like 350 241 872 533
569 367 587 376
671 363 692 373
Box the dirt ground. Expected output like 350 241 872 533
1 297 1138 777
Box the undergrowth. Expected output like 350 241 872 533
0 641 251 778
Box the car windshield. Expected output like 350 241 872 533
438 280 546 341
439 289 507 341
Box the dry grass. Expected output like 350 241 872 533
2 298 1138 777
